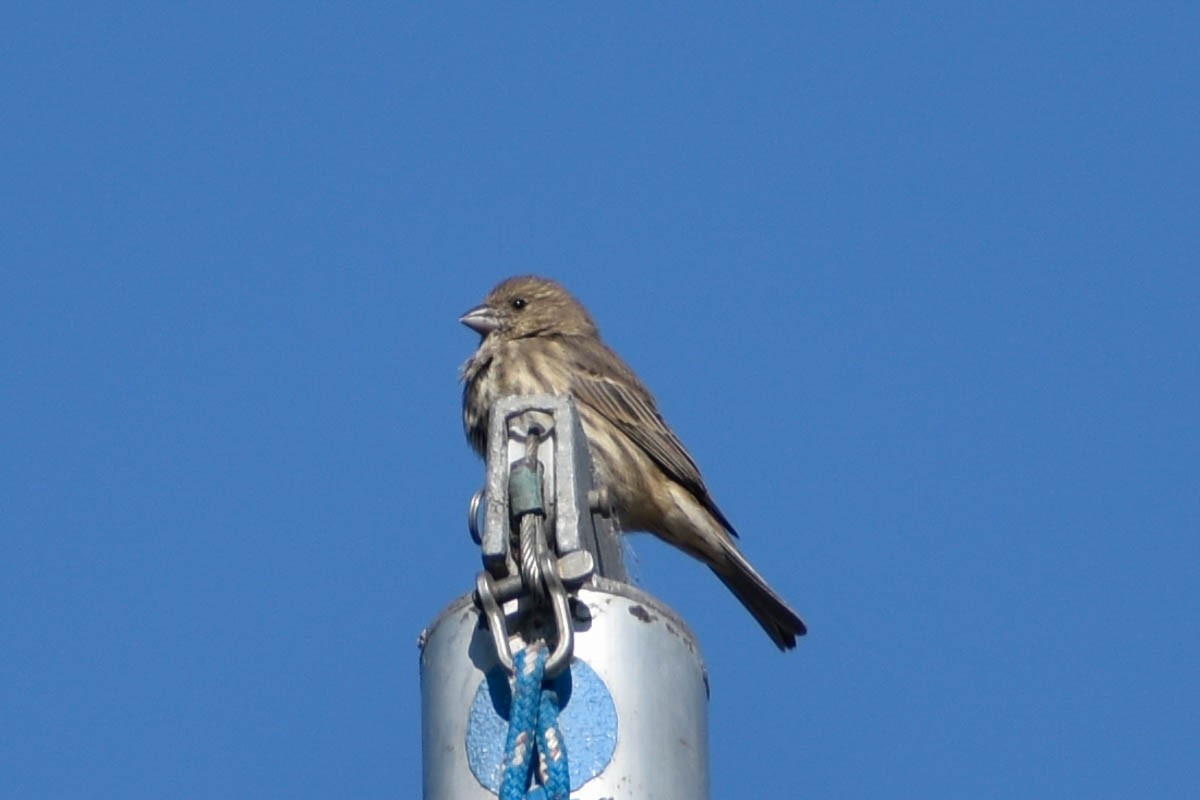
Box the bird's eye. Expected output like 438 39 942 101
511 298 527 310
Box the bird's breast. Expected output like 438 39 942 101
489 339 575 396
462 338 575 454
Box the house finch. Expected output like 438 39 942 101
460 275 807 650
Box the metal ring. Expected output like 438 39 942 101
467 488 484 545
542 557 575 678
475 572 514 674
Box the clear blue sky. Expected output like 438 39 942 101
4 4 1197 797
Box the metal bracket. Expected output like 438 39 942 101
479 394 625 583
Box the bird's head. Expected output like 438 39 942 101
460 276 599 340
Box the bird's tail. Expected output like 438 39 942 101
712 545 807 650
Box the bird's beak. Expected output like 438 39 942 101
459 305 500 335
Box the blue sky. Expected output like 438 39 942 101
4 4 1197 797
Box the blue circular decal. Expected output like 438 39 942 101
465 658 617 792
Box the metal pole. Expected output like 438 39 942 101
420 395 709 799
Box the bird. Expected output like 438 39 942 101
460 275 807 649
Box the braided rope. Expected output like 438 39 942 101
499 645 569 800
535 684 569 798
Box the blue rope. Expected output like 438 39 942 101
535 683 569 798
499 645 569 800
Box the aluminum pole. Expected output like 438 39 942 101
421 394 709 799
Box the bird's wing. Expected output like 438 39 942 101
565 337 739 536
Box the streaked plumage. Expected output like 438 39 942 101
460 275 806 649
